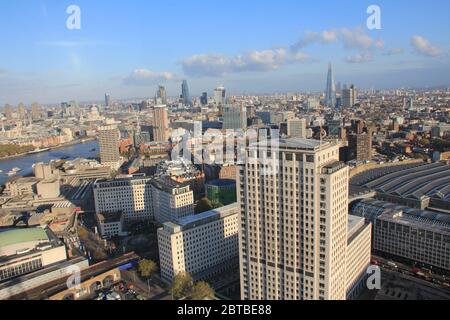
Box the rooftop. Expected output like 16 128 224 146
0 227 49 249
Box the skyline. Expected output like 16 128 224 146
1 0 450 105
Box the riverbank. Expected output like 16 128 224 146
0 137 96 161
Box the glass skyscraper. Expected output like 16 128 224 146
325 63 336 108
181 80 191 106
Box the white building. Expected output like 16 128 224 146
238 138 371 300
158 203 239 283
152 176 194 224
287 118 307 139
96 211 125 238
93 175 154 222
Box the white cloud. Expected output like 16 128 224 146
123 69 178 86
180 48 312 77
345 53 373 63
291 27 384 52
411 35 442 57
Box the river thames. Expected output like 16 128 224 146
0 140 99 186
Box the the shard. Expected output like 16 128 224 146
325 62 336 108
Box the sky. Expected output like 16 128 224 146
0 0 449 105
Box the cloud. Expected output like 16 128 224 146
411 35 442 57
291 27 383 52
123 69 179 86
345 54 373 63
180 48 315 77
382 48 404 56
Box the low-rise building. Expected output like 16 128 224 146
96 211 124 238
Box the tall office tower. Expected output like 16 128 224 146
238 138 371 300
200 92 208 106
98 125 121 170
31 102 41 120
181 80 191 106
152 105 169 142
325 63 336 108
17 103 26 120
157 86 167 105
93 176 154 222
223 105 247 130
287 118 307 138
349 133 372 161
3 104 13 120
342 85 356 109
105 94 111 107
214 86 226 106
351 119 365 135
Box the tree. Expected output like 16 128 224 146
195 198 213 214
138 259 157 278
170 272 194 299
189 281 215 300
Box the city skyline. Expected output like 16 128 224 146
0 0 450 105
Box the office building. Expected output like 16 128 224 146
342 85 356 109
152 106 169 142
93 175 154 222
3 104 13 120
287 118 307 138
158 203 239 282
349 133 372 162
181 80 191 106
238 138 371 300
205 179 237 206
96 211 125 238
98 125 121 170
105 94 111 107
223 105 247 130
200 92 208 106
325 63 336 108
214 86 226 106
151 176 194 224
157 86 167 105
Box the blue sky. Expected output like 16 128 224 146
0 0 449 104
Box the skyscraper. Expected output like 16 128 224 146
342 85 356 109
181 80 191 106
3 104 13 120
214 86 226 106
105 94 111 107
200 92 208 106
152 105 169 142
98 125 121 170
157 86 167 105
31 102 41 120
238 138 371 300
325 63 336 108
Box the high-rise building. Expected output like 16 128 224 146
152 106 169 142
349 133 372 161
214 86 226 106
105 94 111 107
287 118 307 138
238 138 371 300
223 105 247 130
31 102 41 120
342 85 356 109
98 125 121 170
200 92 208 106
325 63 336 108
157 86 167 105
181 80 191 106
17 103 26 120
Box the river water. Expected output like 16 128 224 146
0 140 99 186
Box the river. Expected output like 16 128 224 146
0 140 99 186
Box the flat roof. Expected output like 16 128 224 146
0 227 49 248
250 138 331 151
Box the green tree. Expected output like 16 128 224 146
195 198 213 213
189 281 215 300
170 272 194 299
138 259 157 278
